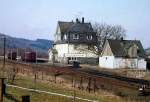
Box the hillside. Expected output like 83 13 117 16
0 33 53 51
0 33 53 58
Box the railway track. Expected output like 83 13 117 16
78 69 150 85
2 59 150 88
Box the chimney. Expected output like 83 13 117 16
121 37 124 41
76 18 79 23
82 17 84 23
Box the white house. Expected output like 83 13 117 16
49 17 98 64
99 39 147 69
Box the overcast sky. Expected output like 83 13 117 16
0 0 150 48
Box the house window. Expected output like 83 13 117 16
73 34 79 40
87 35 93 40
70 57 77 61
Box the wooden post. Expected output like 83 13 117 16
34 73 37 89
71 76 74 87
73 77 76 102
23 69 24 74
22 95 30 102
87 77 91 93
54 74 56 83
36 72 38 79
42 72 44 80
93 79 96 93
79 77 83 90
0 78 5 102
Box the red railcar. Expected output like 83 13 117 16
7 52 17 60
22 52 36 62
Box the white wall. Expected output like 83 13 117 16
137 59 146 69
114 58 146 69
99 56 146 69
54 44 98 58
48 50 52 61
114 58 137 68
99 56 115 69
54 44 68 58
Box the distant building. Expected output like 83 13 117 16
145 50 150 70
99 39 147 69
49 17 98 64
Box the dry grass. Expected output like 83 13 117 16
1 61 150 102
3 75 124 102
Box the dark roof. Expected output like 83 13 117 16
145 48 150 56
58 21 94 34
107 39 146 57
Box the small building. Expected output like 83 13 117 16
49 17 98 64
99 39 147 69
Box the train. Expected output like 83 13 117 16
21 52 36 62
7 51 36 62
7 52 17 60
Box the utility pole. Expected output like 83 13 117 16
17 48 18 61
11 49 12 60
2 36 6 77
3 36 6 68
36 49 37 64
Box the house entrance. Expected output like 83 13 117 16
146 62 150 70
68 57 78 64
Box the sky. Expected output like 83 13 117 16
0 0 150 48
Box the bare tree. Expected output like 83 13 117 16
91 22 126 55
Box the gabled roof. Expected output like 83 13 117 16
107 40 126 57
58 21 94 34
106 39 146 58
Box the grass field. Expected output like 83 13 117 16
2 74 127 102
0 61 150 102
3 75 150 102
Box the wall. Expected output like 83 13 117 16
114 58 146 69
54 44 97 57
68 33 97 44
102 41 113 56
49 43 98 64
99 56 115 69
137 59 146 69
114 58 137 68
128 44 138 58
99 56 146 69
78 57 98 65
55 44 68 58
48 50 52 61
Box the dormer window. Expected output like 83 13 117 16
73 34 79 40
87 35 93 40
